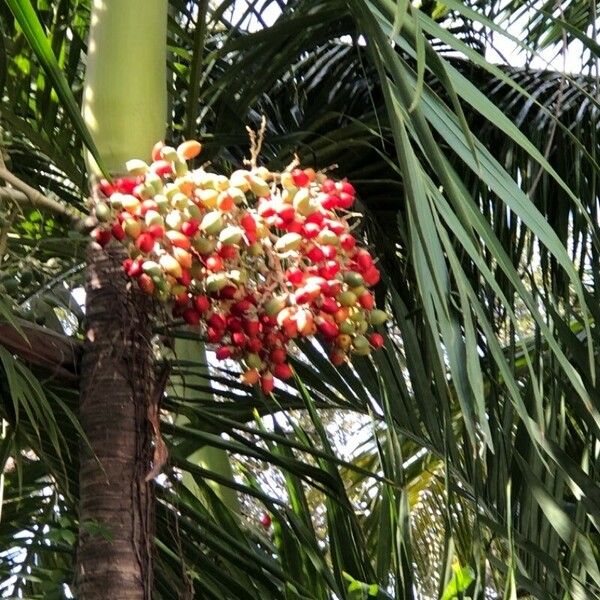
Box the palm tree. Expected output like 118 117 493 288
0 1 599 598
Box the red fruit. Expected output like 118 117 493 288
147 224 165 239
183 308 201 325
174 292 190 307
319 260 340 279
369 333 385 349
246 338 263 353
261 373 275 394
140 199 158 215
98 180 114 197
205 255 223 272
244 319 261 337
208 313 226 330
340 233 356 251
216 346 232 360
305 211 324 225
181 220 199 237
179 269 192 287
152 141 165 162
231 299 252 316
218 244 238 260
291 168 310 187
321 179 336 193
194 295 210 313
260 513 272 528
317 319 339 339
306 246 325 263
320 280 341 297
363 266 381 286
327 221 346 236
128 260 143 278
329 349 346 366
94 228 111 247
270 347 287 365
355 249 373 270
303 222 321 239
111 222 125 241
241 213 257 233
358 292 375 310
136 233 154 253
151 160 173 177
220 285 238 299
286 219 303 234
322 245 338 260
115 177 140 194
138 274 155 295
320 297 339 314
337 192 354 209
227 317 243 332
232 332 247 347
277 204 295 222
258 200 276 218
321 194 340 210
369 333 385 348
339 181 355 196
207 327 223 343
273 363 293 380
286 267 304 285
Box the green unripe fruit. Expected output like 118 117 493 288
219 226 244 245
275 232 303 253
292 189 311 214
3 278 18 294
353 334 371 355
172 192 189 210
142 260 161 277
317 229 339 245
174 159 188 177
337 291 357 307
339 320 355 335
247 242 263 256
228 269 248 285
249 175 270 197
123 219 142 239
265 297 286 316
228 187 246 205
201 211 224 235
171 284 187 296
343 271 364 287
165 210 183 230
109 194 123 210
351 285 367 297
369 309 389 326
145 172 163 194
246 353 262 369
206 273 229 292
185 203 202 220
165 184 179 199
356 319 369 334
160 146 178 161
20 270 33 286
126 158 149 175
145 210 164 227
151 195 167 214
193 237 216 255
95 202 111 222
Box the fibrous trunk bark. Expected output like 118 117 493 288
77 242 154 599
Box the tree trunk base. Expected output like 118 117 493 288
77 242 154 599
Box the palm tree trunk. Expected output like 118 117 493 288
77 243 154 599
76 1 167 596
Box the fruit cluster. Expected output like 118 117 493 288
92 140 388 393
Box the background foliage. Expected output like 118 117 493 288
0 1 599 598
